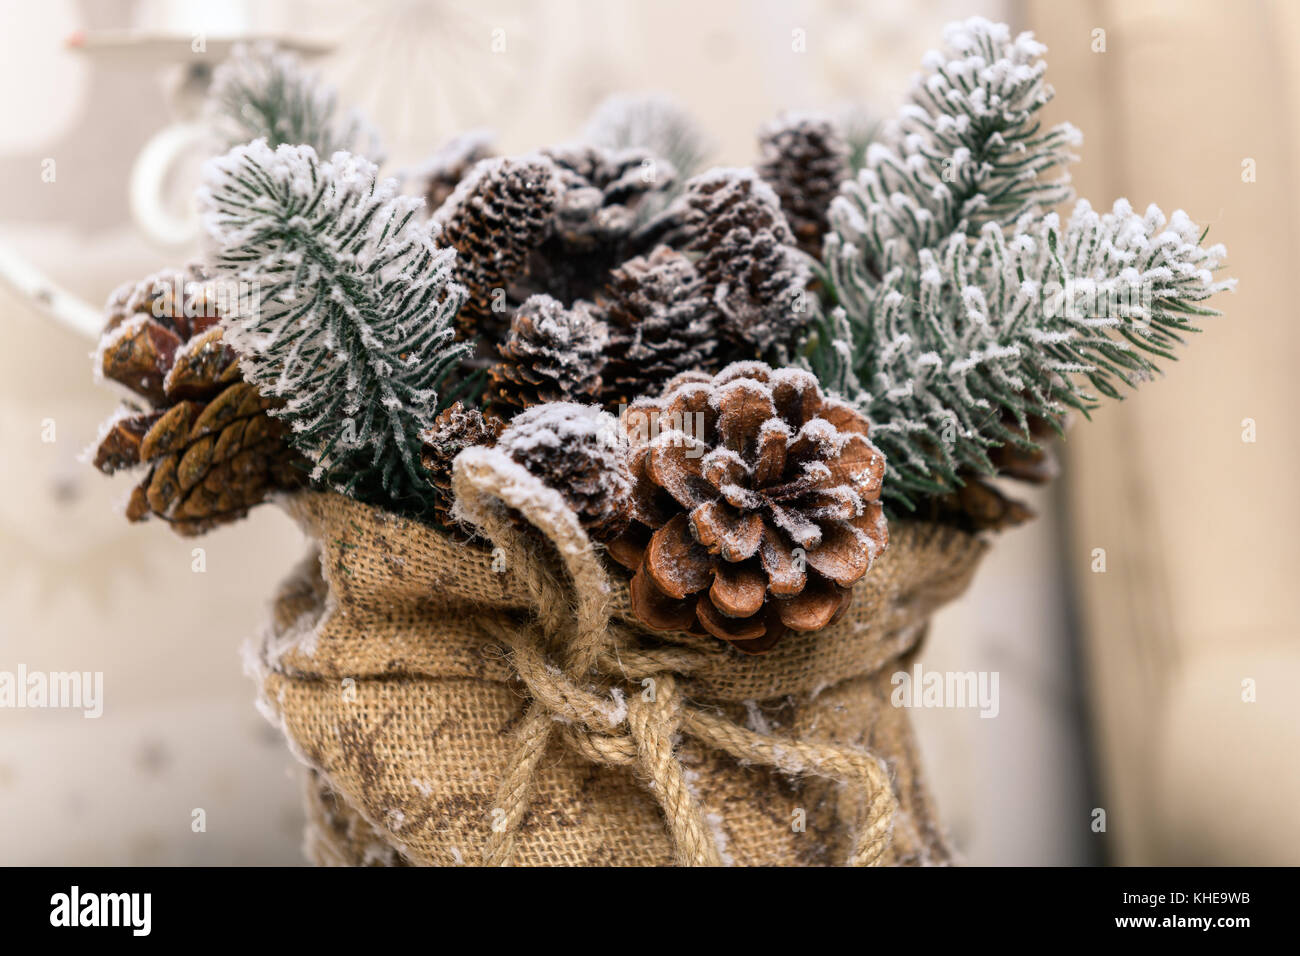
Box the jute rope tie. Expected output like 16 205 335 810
452 448 898 867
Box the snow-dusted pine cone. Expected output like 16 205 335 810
420 401 504 528
498 402 632 543
93 269 305 535
609 362 888 654
520 144 677 305
988 411 1059 484
920 475 1034 534
434 155 559 342
543 144 672 250
596 246 715 406
757 112 850 256
679 168 813 360
682 167 792 247
488 295 609 414
420 129 495 214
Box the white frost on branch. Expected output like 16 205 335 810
206 42 385 163
810 17 1234 507
199 140 468 509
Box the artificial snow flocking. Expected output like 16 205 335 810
198 139 470 517
808 16 1234 511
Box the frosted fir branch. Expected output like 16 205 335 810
206 42 385 163
806 17 1235 511
198 140 469 514
831 17 1079 272
827 196 1234 505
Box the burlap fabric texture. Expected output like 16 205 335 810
249 446 987 866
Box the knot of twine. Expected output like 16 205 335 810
453 448 898 868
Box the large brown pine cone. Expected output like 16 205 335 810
610 362 888 653
596 245 715 407
420 401 504 529
487 295 608 414
757 112 851 257
93 269 305 535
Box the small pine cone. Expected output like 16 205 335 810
610 362 888 654
519 144 677 305
543 144 674 250
421 129 495 215
988 412 1059 484
927 410 1054 533
497 402 632 543
93 270 305 535
488 295 609 414
757 112 851 257
99 267 222 403
420 402 505 528
434 155 560 342
682 166 796 249
596 246 716 406
928 476 1036 533
679 168 813 358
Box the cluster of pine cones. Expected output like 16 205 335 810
407 108 883 651
91 108 1038 652
415 115 851 538
430 147 818 409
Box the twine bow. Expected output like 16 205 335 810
453 448 898 867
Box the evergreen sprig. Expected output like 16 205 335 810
207 43 384 162
810 17 1233 510
199 140 469 516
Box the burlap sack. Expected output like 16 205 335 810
248 447 987 866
